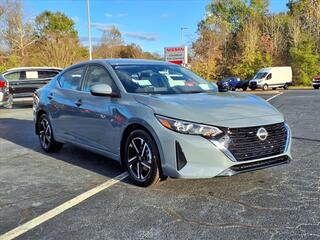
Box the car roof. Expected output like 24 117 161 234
75 58 174 66
3 67 63 74
105 58 170 65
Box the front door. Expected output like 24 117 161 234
75 64 122 155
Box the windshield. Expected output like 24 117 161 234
254 72 268 80
112 64 218 94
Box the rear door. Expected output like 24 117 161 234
4 69 61 98
49 66 87 141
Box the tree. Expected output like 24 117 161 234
35 11 78 38
94 26 123 58
290 37 320 85
0 0 36 65
32 11 85 67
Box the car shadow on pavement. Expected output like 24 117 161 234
0 118 128 182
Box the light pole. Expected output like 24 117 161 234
180 27 188 46
86 0 92 60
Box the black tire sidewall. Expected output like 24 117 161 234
38 114 62 153
124 129 160 187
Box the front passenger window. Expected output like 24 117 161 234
266 73 272 80
60 67 85 90
83 66 116 92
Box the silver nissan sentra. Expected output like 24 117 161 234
33 59 292 186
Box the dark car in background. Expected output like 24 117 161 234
313 75 320 89
2 67 62 104
218 77 249 91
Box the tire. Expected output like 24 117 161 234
38 114 63 153
124 129 161 187
272 87 277 90
3 94 13 108
242 87 247 91
262 84 268 91
313 86 319 90
283 84 289 90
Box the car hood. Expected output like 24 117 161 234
134 92 284 128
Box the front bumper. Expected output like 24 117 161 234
158 123 292 179
249 81 263 89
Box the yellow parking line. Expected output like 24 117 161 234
0 172 129 240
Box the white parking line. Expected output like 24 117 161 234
0 171 129 240
266 92 283 102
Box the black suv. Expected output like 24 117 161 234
2 67 62 104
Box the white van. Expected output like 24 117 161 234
249 67 292 91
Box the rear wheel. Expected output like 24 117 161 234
314 86 319 90
124 129 161 187
38 114 63 152
242 87 247 91
262 84 268 91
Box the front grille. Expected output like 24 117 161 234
231 155 289 172
227 123 287 161
250 82 257 87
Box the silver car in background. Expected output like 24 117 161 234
33 59 292 186
0 74 12 108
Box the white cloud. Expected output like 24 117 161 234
91 22 122 32
105 13 113 18
124 32 158 41
160 13 169 19
117 13 128 17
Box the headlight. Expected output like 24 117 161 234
155 115 223 138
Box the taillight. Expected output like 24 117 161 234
0 79 7 88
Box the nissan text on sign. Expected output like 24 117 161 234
164 46 188 65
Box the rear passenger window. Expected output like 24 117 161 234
59 67 85 90
38 71 60 79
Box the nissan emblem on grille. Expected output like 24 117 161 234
257 127 268 141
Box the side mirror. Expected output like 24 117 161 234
90 84 120 97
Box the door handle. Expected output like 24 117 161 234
75 99 82 107
48 93 53 100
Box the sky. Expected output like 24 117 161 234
24 0 289 55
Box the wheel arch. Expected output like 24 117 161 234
120 121 166 179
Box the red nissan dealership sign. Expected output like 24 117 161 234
164 46 188 65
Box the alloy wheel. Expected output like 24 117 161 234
39 118 52 150
127 137 152 181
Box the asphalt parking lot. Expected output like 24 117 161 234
0 90 319 240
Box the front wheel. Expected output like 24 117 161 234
262 84 268 91
38 114 63 152
124 129 161 187
314 86 319 90
283 84 289 90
